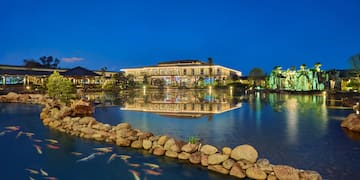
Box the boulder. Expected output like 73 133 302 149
71 99 94 116
246 167 267 180
137 131 153 140
222 159 235 170
208 165 229 175
6 92 19 101
273 165 299 180
299 170 322 180
237 160 254 169
143 140 152 150
267 175 277 180
165 150 178 158
164 138 176 150
256 158 273 173
231 144 258 163
131 140 143 149
178 152 191 160
116 137 131 147
49 120 61 128
79 116 96 125
158 135 170 145
153 147 165 156
116 122 131 129
80 127 95 134
200 144 218 155
201 154 208 166
181 143 198 153
208 153 229 165
189 152 201 164
222 147 232 155
92 133 105 141
169 144 181 152
341 113 360 132
229 163 246 178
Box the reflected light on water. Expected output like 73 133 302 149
285 98 298 144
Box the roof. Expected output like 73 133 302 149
158 60 207 66
62 66 100 77
0 69 54 76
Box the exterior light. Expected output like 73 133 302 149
26 86 30 90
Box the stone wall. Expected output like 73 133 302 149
0 92 322 180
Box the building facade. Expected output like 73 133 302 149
121 60 242 87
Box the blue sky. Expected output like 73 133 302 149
1 0 359 75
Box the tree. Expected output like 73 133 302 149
249 67 265 88
24 56 60 68
208 57 214 84
350 53 360 77
46 71 76 103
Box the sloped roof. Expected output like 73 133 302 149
0 69 54 76
62 66 100 77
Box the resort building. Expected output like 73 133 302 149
0 64 116 88
121 60 242 87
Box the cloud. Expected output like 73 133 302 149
62 57 84 63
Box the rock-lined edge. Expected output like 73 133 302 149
0 92 323 180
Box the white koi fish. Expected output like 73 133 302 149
29 176 35 180
43 177 58 180
45 139 58 144
76 153 96 162
129 169 140 180
16 131 23 139
5 126 20 131
107 153 117 164
143 162 160 169
25 168 39 174
33 144 43 155
40 168 48 176
24 132 34 138
93 147 112 153
71 152 83 156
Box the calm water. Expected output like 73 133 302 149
1 90 360 179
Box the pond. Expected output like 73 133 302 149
1 90 360 179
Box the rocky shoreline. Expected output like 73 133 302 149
0 92 322 180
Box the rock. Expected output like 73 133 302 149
80 127 95 134
208 153 229 165
71 99 94 116
178 152 191 160
49 120 61 128
165 150 178 158
273 165 299 180
246 167 267 180
116 122 131 129
267 174 278 180
208 165 229 175
231 144 258 163
42 117 54 125
137 131 153 140
153 147 165 156
143 140 152 150
200 144 218 155
189 152 201 164
92 133 104 141
164 138 176 150
201 154 208 166
237 160 254 169
158 135 170 145
181 143 198 153
79 116 96 125
257 158 273 173
222 159 235 170
116 137 131 147
230 163 246 178
149 136 160 141
6 92 19 101
341 113 360 132
222 147 232 155
131 140 143 149
299 170 322 180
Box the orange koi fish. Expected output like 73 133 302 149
45 139 58 144
5 126 20 131
47 144 60 150
25 168 39 174
107 153 117 164
128 169 140 180
43 177 58 180
143 162 160 169
33 144 43 154
127 163 140 167
143 169 162 176
40 168 48 176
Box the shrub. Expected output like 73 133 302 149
46 71 76 103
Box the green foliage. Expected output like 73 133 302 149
187 136 199 144
103 72 136 91
346 78 360 91
46 71 76 103
24 56 60 68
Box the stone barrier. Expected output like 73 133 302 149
0 92 322 180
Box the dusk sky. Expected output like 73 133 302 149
1 0 360 75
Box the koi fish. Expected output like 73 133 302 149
34 144 43 154
24 132 34 138
25 168 39 174
45 139 58 144
77 153 96 162
143 169 162 176
43 177 58 180
118 155 131 160
107 153 117 164
5 126 20 131
127 163 140 167
33 139 43 143
47 144 60 150
93 147 112 153
29 176 35 180
40 168 48 176
71 152 82 156
143 162 160 169
16 131 23 139
0 131 7 136
128 169 140 180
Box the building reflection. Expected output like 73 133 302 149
121 90 242 118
